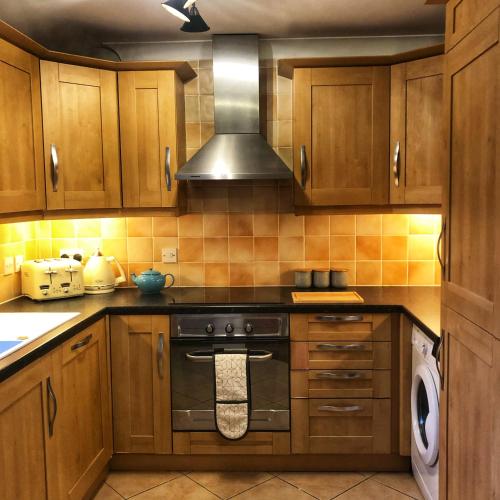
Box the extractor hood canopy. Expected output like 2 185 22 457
175 34 292 181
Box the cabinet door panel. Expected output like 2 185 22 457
54 320 111 500
443 10 499 334
119 71 185 208
110 315 171 453
0 40 45 213
0 357 57 499
41 61 121 210
293 66 389 206
390 56 444 205
440 308 496 499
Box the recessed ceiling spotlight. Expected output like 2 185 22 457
161 0 191 22
181 4 210 33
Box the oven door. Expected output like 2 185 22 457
171 339 289 431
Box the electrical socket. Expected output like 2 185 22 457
3 256 14 275
14 255 24 272
161 248 177 263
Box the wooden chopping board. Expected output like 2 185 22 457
291 291 364 304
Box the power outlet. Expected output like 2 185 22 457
3 256 14 275
161 248 177 263
14 255 24 272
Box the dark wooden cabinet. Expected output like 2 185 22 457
293 66 390 206
390 55 444 205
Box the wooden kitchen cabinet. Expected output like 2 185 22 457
442 8 500 337
390 55 444 205
40 61 121 210
52 319 112 500
293 66 390 206
439 308 497 500
110 315 172 454
119 70 186 208
0 356 58 500
0 38 45 214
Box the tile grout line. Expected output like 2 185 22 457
184 474 225 500
103 481 127 499
273 474 321 500
370 475 421 499
120 473 182 499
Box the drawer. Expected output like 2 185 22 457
291 398 391 454
291 341 391 370
291 369 391 399
291 313 391 342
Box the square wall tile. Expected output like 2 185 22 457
305 215 329 236
178 237 203 262
179 214 203 237
204 238 228 262
127 237 153 262
76 219 101 238
330 215 355 235
279 214 304 236
230 263 255 286
229 237 254 262
356 215 382 235
305 236 329 261
254 262 280 286
382 236 408 260
331 235 355 261
180 263 204 286
203 214 228 237
382 214 409 235
229 214 253 236
409 214 440 234
205 263 229 286
356 261 382 285
356 236 381 260
409 235 436 260
254 237 278 261
254 214 279 236
382 261 408 285
409 261 435 285
127 217 152 237
153 217 178 237
279 236 304 261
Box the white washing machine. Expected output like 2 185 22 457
411 325 440 500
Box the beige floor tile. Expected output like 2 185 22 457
130 476 218 499
232 477 315 500
105 471 179 498
94 483 123 500
188 471 273 498
335 477 411 499
372 473 424 499
278 472 366 499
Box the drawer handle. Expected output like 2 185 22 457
71 334 92 351
318 405 363 413
317 343 364 351
317 371 362 379
315 315 363 322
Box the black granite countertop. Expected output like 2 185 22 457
0 286 440 382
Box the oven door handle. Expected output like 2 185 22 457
185 350 273 363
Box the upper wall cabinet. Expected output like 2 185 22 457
118 71 186 208
0 39 45 214
390 55 444 205
293 66 390 206
40 61 121 210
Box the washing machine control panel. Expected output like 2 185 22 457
412 325 435 360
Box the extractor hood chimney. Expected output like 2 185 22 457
175 34 292 180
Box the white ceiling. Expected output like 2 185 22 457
0 0 444 55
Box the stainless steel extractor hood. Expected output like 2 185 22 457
175 35 292 180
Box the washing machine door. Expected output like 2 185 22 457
411 363 439 466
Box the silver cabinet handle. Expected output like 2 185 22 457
437 217 446 273
165 146 172 192
317 343 364 351
316 371 362 380
315 315 363 323
393 140 400 187
157 332 164 379
50 144 59 192
186 350 273 363
71 334 92 351
300 145 307 188
47 376 57 437
436 333 444 390
318 405 363 413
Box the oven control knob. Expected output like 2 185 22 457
205 323 215 334
225 323 234 334
244 322 253 334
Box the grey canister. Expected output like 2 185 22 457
295 269 312 288
331 268 349 289
313 269 330 288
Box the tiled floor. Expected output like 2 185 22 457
94 470 424 500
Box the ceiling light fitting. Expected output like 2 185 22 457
181 4 210 32
161 0 191 22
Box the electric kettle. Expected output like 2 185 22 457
83 249 126 294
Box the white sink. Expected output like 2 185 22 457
0 312 80 360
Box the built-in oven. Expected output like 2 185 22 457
170 313 289 431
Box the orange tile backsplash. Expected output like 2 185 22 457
0 212 441 301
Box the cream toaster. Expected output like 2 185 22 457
21 258 84 301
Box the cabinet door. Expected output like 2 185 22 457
293 66 389 206
119 71 185 208
40 61 121 210
53 320 112 500
390 55 444 205
443 10 500 336
110 315 171 453
0 39 45 213
0 356 58 500
440 308 496 499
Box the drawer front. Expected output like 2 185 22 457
291 341 391 370
291 313 391 342
291 398 391 454
61 319 105 364
291 369 391 399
